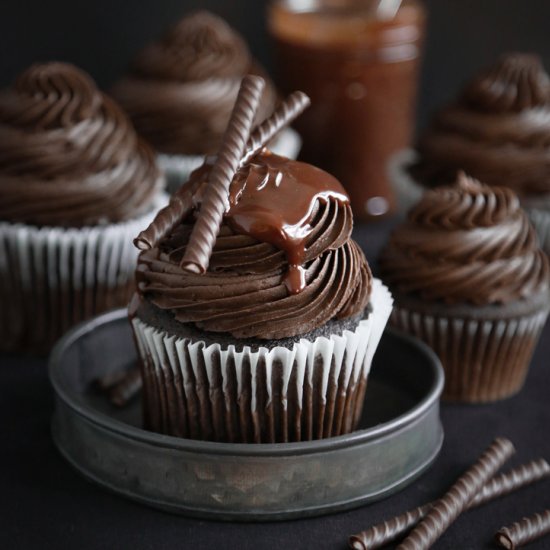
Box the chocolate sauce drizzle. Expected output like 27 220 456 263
227 152 349 294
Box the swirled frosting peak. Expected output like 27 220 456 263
409 172 521 230
132 11 250 82
8 62 100 129
111 12 277 155
412 53 550 195
380 173 549 305
136 152 372 339
463 53 550 113
0 62 162 227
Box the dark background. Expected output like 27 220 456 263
3 0 550 131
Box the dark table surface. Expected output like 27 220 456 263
2 219 549 550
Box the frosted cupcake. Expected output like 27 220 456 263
129 78 392 442
112 11 299 192
0 62 165 353
131 151 392 442
380 173 550 402
392 53 550 254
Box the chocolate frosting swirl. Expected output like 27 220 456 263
0 62 162 227
136 152 372 339
112 11 277 155
412 53 550 195
463 54 550 113
380 174 549 305
131 11 250 82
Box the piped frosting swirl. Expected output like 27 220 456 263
380 173 549 305
0 62 162 227
412 53 550 195
462 54 550 113
136 152 372 339
112 11 277 155
131 11 250 82
409 173 521 230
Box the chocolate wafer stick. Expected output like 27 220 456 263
350 504 431 550
134 90 311 251
94 367 143 408
134 175 203 251
241 91 310 165
495 510 550 549
180 75 264 273
349 458 550 550
94 370 128 392
396 437 515 550
471 459 550 506
109 368 142 408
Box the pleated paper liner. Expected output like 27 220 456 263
0 194 167 354
390 300 549 403
526 208 550 257
158 127 303 195
131 279 393 443
157 153 204 196
388 148 424 213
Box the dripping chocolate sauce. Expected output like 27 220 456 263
225 151 349 294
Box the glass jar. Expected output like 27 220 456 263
268 0 426 220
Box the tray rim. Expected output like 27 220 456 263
51 413 443 521
49 308 444 457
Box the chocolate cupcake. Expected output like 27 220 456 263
130 149 393 443
392 53 550 254
380 173 550 402
0 62 166 353
112 11 299 192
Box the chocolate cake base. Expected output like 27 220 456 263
390 289 550 402
130 281 392 443
135 298 365 352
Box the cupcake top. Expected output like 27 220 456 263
412 53 550 196
111 11 277 156
136 151 372 339
0 62 162 227
380 173 549 305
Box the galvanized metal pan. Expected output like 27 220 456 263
49 309 444 521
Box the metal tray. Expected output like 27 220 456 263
49 309 444 521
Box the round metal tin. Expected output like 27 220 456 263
49 309 444 521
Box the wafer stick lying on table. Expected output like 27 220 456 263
495 509 550 549
349 458 550 549
396 437 514 549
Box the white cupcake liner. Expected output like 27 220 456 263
390 303 549 402
0 193 168 353
157 127 303 195
157 154 204 195
132 279 393 443
525 207 550 256
270 126 302 161
388 148 424 213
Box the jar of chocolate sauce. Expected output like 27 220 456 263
268 0 426 220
